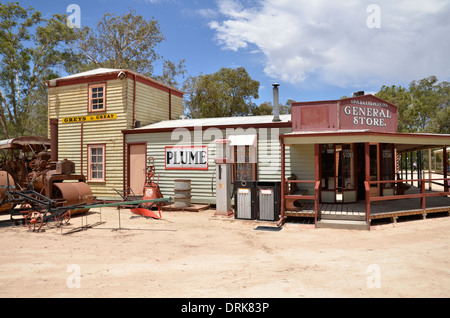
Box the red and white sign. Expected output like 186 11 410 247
340 96 398 132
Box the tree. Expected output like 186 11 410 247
183 67 259 118
376 85 413 132
71 9 186 88
408 76 443 132
252 101 292 116
0 2 77 138
376 76 450 133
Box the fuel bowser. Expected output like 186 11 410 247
214 139 233 217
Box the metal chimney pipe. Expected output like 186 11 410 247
50 118 58 162
272 83 281 122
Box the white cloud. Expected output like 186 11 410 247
209 0 450 87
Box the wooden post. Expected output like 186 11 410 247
314 144 320 224
444 146 448 192
365 143 370 222
420 179 425 210
428 148 432 191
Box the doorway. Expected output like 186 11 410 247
320 143 357 203
128 143 147 196
320 142 395 203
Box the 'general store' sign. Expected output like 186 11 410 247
165 146 208 170
340 97 397 132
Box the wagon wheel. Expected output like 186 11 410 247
25 211 43 232
55 210 71 226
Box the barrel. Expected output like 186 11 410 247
174 179 191 208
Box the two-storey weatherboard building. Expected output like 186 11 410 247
46 68 184 200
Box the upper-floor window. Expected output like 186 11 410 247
89 83 106 112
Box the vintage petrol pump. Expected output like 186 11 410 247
214 138 233 217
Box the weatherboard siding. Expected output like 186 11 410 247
135 81 184 126
125 127 291 204
48 78 129 200
47 72 183 200
290 144 315 194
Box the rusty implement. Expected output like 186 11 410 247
0 171 15 213
130 207 161 219
132 156 164 219
53 182 94 215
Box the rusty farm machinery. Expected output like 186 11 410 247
0 137 170 232
0 136 94 231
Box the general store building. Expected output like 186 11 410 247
280 93 450 229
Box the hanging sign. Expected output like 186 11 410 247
62 113 117 124
165 146 208 170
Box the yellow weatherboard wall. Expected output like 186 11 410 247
47 69 184 200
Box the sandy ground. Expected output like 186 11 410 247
0 207 449 299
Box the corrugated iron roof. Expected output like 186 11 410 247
56 68 122 80
51 68 184 94
137 114 291 130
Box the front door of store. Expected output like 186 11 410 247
321 143 358 203
128 143 146 196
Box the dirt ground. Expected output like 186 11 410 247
0 207 448 299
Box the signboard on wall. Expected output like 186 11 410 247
62 113 117 123
165 146 208 170
340 96 398 132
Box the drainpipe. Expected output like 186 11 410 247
133 73 137 128
169 89 172 120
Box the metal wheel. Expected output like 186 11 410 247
55 210 71 226
25 211 43 231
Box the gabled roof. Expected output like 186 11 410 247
55 68 121 80
45 68 184 96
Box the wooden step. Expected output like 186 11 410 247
316 219 369 230
320 212 365 221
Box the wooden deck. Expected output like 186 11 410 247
285 202 365 219
284 187 450 223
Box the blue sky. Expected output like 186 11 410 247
18 0 450 106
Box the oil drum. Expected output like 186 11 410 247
174 179 192 208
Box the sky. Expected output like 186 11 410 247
17 0 450 106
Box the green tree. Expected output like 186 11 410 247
376 76 450 133
0 2 77 138
376 85 413 132
183 67 259 118
71 9 186 88
252 100 292 116
408 76 443 132
432 81 450 134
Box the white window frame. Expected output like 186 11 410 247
87 144 106 182
88 83 106 112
